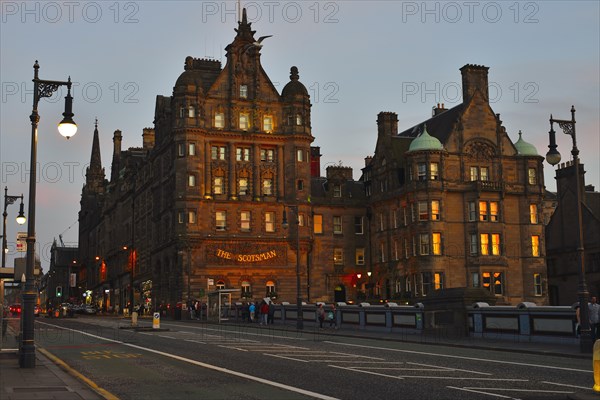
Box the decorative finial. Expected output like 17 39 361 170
95 118 98 129
290 66 299 81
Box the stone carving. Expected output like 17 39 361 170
465 140 496 160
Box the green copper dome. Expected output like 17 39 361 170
408 125 443 152
514 130 539 156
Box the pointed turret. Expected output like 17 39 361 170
85 119 105 193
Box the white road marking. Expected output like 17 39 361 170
158 335 176 339
541 381 592 390
265 354 311 363
326 341 591 373
165 322 308 341
37 321 340 400
184 339 207 344
407 361 492 375
446 386 517 399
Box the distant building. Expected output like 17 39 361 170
546 158 600 305
78 12 550 310
41 241 78 308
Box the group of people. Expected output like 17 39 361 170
317 303 337 329
241 300 275 324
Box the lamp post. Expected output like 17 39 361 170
545 105 591 354
1 188 26 318
283 205 303 330
21 61 77 368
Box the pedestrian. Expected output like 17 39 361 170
328 303 337 329
254 301 261 323
267 301 275 324
249 302 256 322
575 304 581 337
589 296 600 341
317 303 325 329
260 301 269 325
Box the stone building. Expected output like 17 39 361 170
78 11 367 311
78 13 551 310
362 65 548 305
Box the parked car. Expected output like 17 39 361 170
74 304 97 315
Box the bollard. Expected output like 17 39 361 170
131 311 138 327
594 340 600 392
153 312 160 329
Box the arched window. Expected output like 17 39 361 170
216 280 226 290
266 281 276 296
241 281 251 297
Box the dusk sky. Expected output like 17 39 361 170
1 1 599 271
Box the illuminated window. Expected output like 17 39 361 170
356 248 365 265
491 234 501 255
470 166 479 181
480 234 490 255
214 177 224 194
313 214 323 234
236 147 251 162
530 204 538 224
241 281 251 296
215 113 225 128
188 106 195 118
490 202 499 222
431 201 440 221
238 177 249 196
432 233 442 255
216 280 225 290
211 146 226 160
434 272 444 290
188 174 196 187
296 114 302 126
188 211 196 224
240 85 248 99
334 248 343 265
240 211 251 231
296 149 305 162
239 113 250 130
480 167 489 181
430 162 439 180
262 177 273 196
479 201 488 221
265 212 275 232
263 116 273 132
532 235 540 257
528 168 537 185
216 211 227 231
298 214 305 227
260 149 274 162
188 143 196 156
266 281 276 296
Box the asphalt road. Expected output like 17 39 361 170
34 317 593 400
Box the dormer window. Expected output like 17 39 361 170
240 85 248 99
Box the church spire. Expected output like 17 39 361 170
85 119 105 192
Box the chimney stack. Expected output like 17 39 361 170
377 112 398 137
460 64 489 103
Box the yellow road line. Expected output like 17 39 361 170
37 347 119 400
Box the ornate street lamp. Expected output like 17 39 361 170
545 105 591 353
21 61 77 368
283 206 303 330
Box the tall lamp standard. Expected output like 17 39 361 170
20 61 77 368
545 105 591 353
282 206 303 330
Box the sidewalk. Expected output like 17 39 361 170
0 318 106 400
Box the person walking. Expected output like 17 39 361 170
317 303 325 329
589 296 600 341
267 301 275 324
249 302 256 322
328 303 337 329
260 301 269 325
